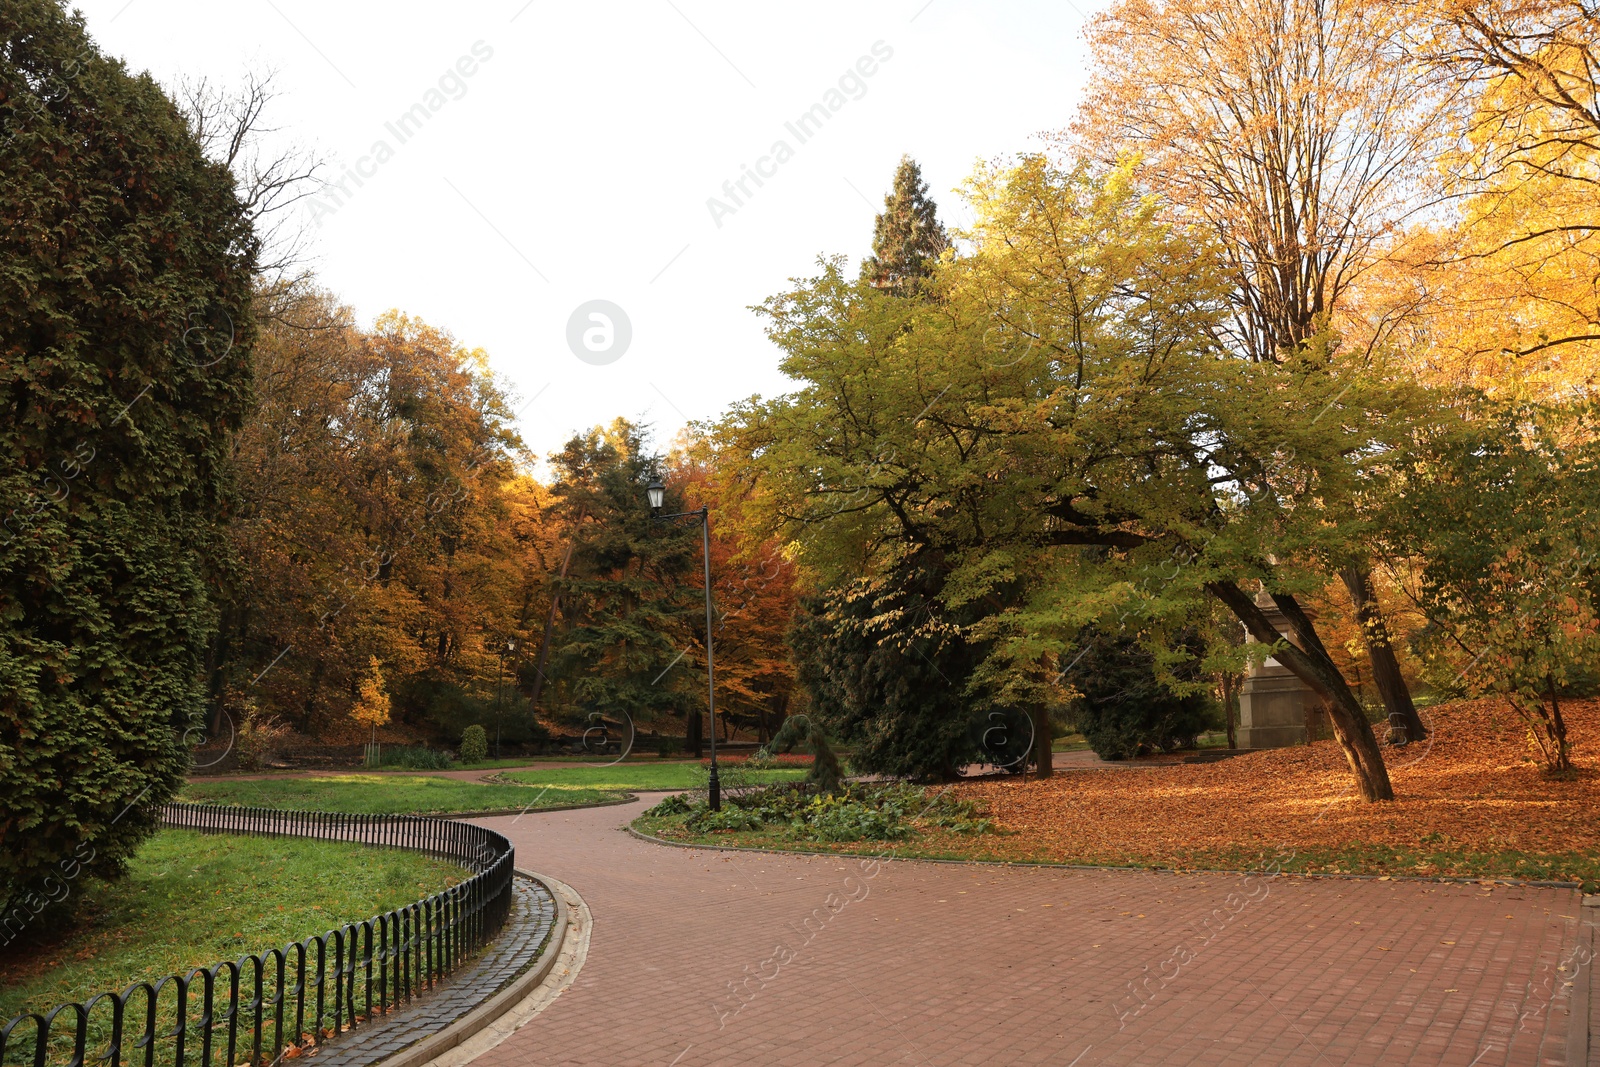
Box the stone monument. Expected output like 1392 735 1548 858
1236 597 1319 748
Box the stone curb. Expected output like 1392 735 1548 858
374 871 589 1067
1571 896 1598 1067
625 824 1584 890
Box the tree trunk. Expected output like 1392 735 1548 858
1221 671 1238 750
1546 677 1572 772
1032 704 1054 779
1339 567 1428 744
687 704 704 759
205 609 236 735
1206 581 1395 801
1511 676 1573 773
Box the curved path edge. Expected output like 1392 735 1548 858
391 794 637 819
625 823 1585 889
379 872 591 1067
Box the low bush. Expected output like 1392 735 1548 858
234 702 293 772
379 746 453 770
644 793 692 816
652 782 992 843
459 725 488 764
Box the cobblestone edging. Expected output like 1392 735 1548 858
625 823 1585 889
305 875 561 1067
407 874 591 1067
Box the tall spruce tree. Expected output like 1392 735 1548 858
542 421 702 750
0 0 256 912
862 155 950 291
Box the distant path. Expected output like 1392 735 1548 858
471 796 1581 1066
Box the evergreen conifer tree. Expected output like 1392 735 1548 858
862 155 950 291
0 0 256 909
544 421 702 751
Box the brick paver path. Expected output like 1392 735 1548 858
476 796 1585 1067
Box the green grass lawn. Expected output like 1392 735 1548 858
1051 733 1092 752
0 829 465 1024
499 763 808 791
180 774 622 814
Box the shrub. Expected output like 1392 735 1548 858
686 807 765 833
645 793 692 816
799 794 913 842
460 725 488 764
755 714 843 793
234 704 293 772
657 782 993 842
378 746 453 770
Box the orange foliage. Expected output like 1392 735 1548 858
956 698 1598 866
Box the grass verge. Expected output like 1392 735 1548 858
0 829 466 1023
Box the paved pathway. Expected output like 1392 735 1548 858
474 797 1586 1067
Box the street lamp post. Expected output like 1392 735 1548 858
647 477 720 812
495 638 516 759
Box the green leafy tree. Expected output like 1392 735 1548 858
1386 400 1600 774
0 0 256 905
732 156 1408 801
543 420 701 749
862 155 950 291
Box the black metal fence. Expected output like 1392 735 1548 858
1 804 516 1067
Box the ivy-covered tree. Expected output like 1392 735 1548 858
0 0 256 909
862 155 950 291
541 420 702 750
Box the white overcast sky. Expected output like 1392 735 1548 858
74 0 1102 464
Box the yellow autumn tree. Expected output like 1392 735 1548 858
1074 0 1447 745
352 655 391 747
1075 0 1453 364
1404 0 1600 397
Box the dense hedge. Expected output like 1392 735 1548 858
0 0 255 915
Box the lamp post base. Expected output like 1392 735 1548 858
708 764 721 812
